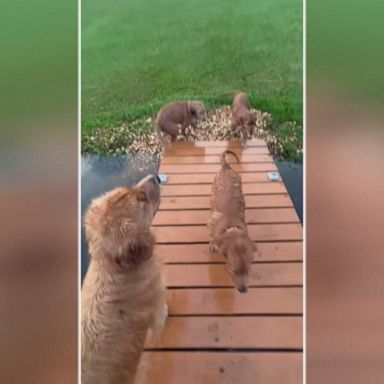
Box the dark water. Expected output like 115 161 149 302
81 155 159 280
276 161 303 223
81 156 303 280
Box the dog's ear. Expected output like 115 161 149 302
134 189 148 203
189 102 198 117
190 102 205 117
115 240 153 268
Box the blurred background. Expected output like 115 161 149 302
81 0 303 163
1 0 384 383
307 0 384 382
0 0 77 383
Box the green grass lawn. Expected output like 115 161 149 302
82 0 302 158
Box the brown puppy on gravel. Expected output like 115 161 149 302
156 101 206 141
82 175 167 384
231 91 256 147
208 150 257 293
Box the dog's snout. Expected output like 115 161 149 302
148 174 158 184
237 285 248 294
136 174 159 187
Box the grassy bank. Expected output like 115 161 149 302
82 0 302 159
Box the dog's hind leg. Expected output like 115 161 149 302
165 123 183 141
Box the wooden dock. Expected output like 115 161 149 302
139 140 303 383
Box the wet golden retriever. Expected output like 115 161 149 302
208 150 257 293
82 175 167 384
231 91 256 147
156 100 205 140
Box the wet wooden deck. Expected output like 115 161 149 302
139 140 303 383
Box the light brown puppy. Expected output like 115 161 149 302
231 91 256 147
208 150 257 293
156 101 206 140
82 175 167 384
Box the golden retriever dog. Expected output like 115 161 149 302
82 175 167 384
156 100 206 141
207 150 257 293
231 91 256 147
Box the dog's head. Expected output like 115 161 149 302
219 229 256 293
189 101 206 120
84 175 161 268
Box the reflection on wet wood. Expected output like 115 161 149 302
139 140 302 383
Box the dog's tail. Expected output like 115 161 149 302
221 150 240 169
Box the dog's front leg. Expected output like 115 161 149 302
209 241 219 253
151 300 168 332
247 125 255 139
240 129 247 148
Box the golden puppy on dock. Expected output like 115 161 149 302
156 100 206 141
82 175 167 384
231 91 256 147
208 150 257 293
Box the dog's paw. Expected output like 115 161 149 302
209 242 218 253
152 302 168 332
160 303 168 326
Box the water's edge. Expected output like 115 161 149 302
276 161 303 224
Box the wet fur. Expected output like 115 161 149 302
156 101 205 140
207 150 256 292
82 177 167 384
231 92 256 147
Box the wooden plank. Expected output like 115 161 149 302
163 263 302 287
164 146 270 156
138 352 302 384
167 287 303 315
145 316 302 349
153 208 300 226
161 182 286 196
161 154 273 164
137 140 302 384
153 224 303 243
160 163 277 174
162 172 275 184
160 194 293 210
156 242 303 263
